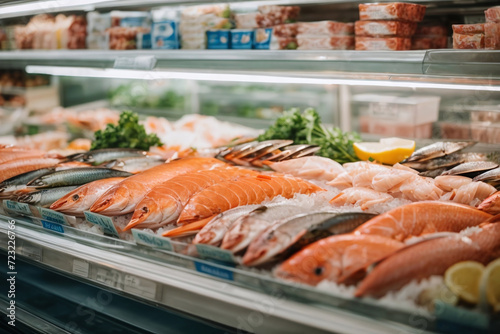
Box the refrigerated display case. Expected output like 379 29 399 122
1 1 500 333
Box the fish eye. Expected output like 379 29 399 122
72 194 79 201
142 206 149 213
314 267 324 276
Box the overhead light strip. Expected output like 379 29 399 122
25 65 500 91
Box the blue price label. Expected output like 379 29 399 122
84 211 119 237
132 229 173 251
4 200 32 215
41 220 65 233
194 261 234 281
39 207 68 225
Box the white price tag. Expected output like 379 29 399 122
123 274 157 300
73 259 90 278
96 268 122 289
20 244 42 262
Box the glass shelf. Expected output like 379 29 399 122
1 50 500 82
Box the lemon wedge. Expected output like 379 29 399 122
353 137 416 165
444 261 485 304
479 258 500 312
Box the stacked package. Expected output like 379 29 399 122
107 11 151 50
296 21 354 50
355 3 426 51
14 14 87 49
235 5 300 49
411 24 448 49
453 6 500 49
180 4 232 49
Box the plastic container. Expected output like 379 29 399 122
353 94 441 125
206 30 230 49
230 30 253 49
151 8 180 49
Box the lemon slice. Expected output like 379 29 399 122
479 258 500 312
353 137 416 165
444 261 485 304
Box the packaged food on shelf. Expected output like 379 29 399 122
230 29 253 49
298 21 354 36
354 94 441 125
86 12 111 49
439 122 471 140
0 26 16 50
412 23 448 49
206 30 230 49
297 36 354 50
253 28 297 49
235 13 261 29
180 5 231 49
107 11 151 50
485 6 500 23
359 116 433 138
415 24 448 36
411 36 448 49
151 7 180 49
471 122 500 143
14 14 87 50
355 36 411 50
485 22 500 50
354 21 417 37
235 6 299 29
453 32 484 49
358 3 426 22
452 23 485 35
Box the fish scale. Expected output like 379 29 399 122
27 168 133 188
355 222 500 298
124 167 258 231
243 212 376 266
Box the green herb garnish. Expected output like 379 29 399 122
258 108 361 164
91 111 163 150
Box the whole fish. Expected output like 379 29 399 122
50 177 126 217
0 158 61 183
441 161 498 177
401 141 475 163
27 168 132 188
16 186 79 207
124 167 257 231
0 167 56 195
478 191 500 215
71 148 149 165
403 152 486 171
354 201 492 241
193 205 262 245
90 158 226 216
0 149 47 165
220 204 321 253
355 222 500 298
243 212 376 266
274 234 404 286
100 156 165 174
178 175 323 224
473 166 500 186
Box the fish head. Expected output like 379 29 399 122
126 196 179 231
90 185 136 215
243 226 305 266
274 240 340 286
50 187 87 212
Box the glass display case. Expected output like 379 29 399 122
1 1 500 333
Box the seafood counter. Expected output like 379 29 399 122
1 140 499 332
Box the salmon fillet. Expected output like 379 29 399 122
178 174 324 224
90 157 226 216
